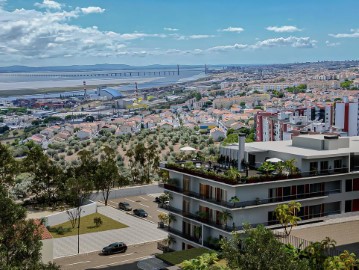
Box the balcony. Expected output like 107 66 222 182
160 183 341 209
162 161 349 186
158 224 202 244
159 205 239 232
160 204 341 234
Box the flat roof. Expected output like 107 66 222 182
224 135 359 158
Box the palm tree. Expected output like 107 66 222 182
219 210 233 229
229 196 240 207
168 213 177 229
275 161 286 175
226 167 240 183
259 161 275 176
275 201 301 236
284 159 298 175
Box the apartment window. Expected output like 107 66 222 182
334 160 342 171
345 178 359 192
345 199 359 213
320 161 329 174
310 162 318 174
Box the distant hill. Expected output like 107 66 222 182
0 64 205 73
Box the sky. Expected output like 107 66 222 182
0 0 359 66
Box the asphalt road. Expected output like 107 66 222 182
55 241 161 270
107 194 168 224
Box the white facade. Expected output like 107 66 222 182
161 135 359 251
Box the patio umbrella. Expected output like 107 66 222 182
266 158 283 163
180 146 197 151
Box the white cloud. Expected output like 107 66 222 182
35 0 62 10
325 40 340 47
164 27 179 32
119 33 167 40
252 36 316 48
206 36 316 52
81 7 105 14
0 5 169 61
329 29 359 38
188 34 215 39
266 25 302 33
208 43 248 51
219 27 244 33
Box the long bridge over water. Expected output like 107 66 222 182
0 70 180 78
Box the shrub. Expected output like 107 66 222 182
94 217 103 227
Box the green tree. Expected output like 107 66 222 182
324 250 359 270
0 183 60 270
220 225 310 270
95 146 125 206
182 253 228 270
219 210 233 229
0 143 18 187
284 159 298 175
301 237 337 269
23 145 63 206
275 201 301 236
258 161 276 176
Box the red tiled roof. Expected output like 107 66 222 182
34 219 53 240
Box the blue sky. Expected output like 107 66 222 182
0 0 358 66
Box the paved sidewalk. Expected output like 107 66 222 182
53 204 167 258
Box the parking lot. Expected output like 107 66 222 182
106 194 168 224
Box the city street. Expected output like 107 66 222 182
55 241 161 270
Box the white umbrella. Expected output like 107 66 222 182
266 158 283 163
180 146 197 151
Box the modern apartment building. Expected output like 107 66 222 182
159 134 359 251
256 105 335 142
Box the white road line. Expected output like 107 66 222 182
139 203 150 208
139 196 148 201
108 252 134 259
157 210 167 213
66 261 91 266
93 256 151 269
125 198 135 203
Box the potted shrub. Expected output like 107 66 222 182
158 213 169 228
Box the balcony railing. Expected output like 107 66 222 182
160 205 341 234
162 162 349 185
160 205 239 232
160 183 341 209
158 224 202 244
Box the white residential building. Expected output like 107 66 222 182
159 134 359 251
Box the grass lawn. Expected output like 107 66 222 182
156 248 209 265
49 213 128 238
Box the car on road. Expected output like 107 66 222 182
118 202 132 211
102 242 127 255
133 208 148 217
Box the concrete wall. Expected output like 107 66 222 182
45 201 97 227
41 238 53 263
91 184 164 201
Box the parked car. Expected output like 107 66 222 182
102 242 127 255
119 202 132 211
133 208 148 217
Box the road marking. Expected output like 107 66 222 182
157 210 167 213
139 196 148 201
139 203 150 208
66 261 91 266
125 198 135 203
93 256 151 268
108 252 134 259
